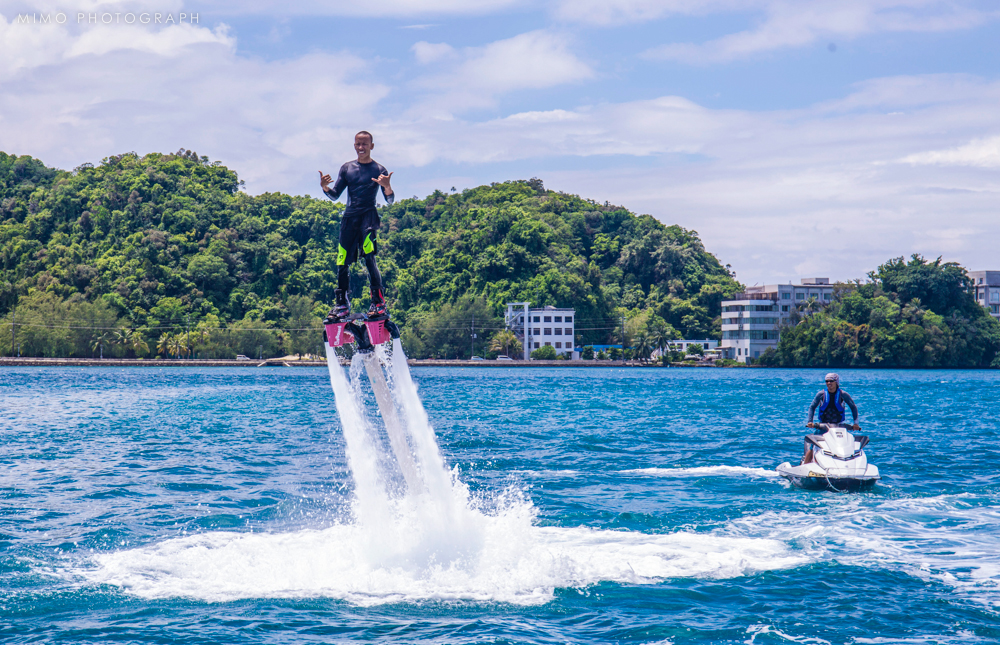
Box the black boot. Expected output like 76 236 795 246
367 287 388 320
325 289 351 323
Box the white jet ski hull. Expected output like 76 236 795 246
777 426 880 492
776 462 879 492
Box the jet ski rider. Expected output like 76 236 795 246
319 130 394 321
801 373 860 465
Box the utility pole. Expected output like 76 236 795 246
10 310 15 358
470 314 476 359
621 315 626 364
505 302 532 360
185 315 190 360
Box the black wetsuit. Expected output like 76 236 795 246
323 160 394 295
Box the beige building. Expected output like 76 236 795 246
720 278 835 363
970 271 1000 321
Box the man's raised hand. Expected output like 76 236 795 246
372 171 393 194
319 170 333 191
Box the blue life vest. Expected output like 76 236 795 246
817 388 846 424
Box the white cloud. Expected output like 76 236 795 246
192 0 524 17
4 1 999 284
553 0 748 26
0 0 183 12
411 41 454 64
67 22 234 58
637 0 993 63
0 11 387 194
456 30 592 92
373 73 1000 283
410 30 592 112
901 135 1000 168
0 11 232 80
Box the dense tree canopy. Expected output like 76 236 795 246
760 255 1000 368
0 151 740 359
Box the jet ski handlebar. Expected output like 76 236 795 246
807 422 861 430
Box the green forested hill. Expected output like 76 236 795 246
760 256 1000 368
0 150 740 359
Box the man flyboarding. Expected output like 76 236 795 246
319 130 394 322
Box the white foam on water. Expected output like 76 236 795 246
852 632 981 644
720 493 1000 608
82 516 803 605
745 624 831 644
82 341 1000 611
623 466 781 479
79 339 806 605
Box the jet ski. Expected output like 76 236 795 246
777 424 880 492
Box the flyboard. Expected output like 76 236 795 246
324 313 422 492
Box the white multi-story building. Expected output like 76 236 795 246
720 278 836 363
505 303 576 359
970 270 1000 321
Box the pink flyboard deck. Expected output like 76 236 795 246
366 320 393 345
324 318 393 348
324 322 355 348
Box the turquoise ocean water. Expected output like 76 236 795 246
2 365 999 643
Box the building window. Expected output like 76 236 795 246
824 293 831 300
555 342 562 348
796 293 805 300
534 328 540 335
544 328 551 335
991 292 1000 304
564 328 571 335
554 316 562 322
534 342 540 349
782 293 790 299
543 316 552 322
565 317 572 322
533 316 540 322
544 342 551 346
554 329 562 335
781 305 789 312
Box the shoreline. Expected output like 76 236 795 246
0 357 695 368
2 357 993 370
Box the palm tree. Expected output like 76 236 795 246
91 333 109 359
168 334 187 358
193 324 211 352
131 333 149 357
651 325 671 360
634 332 652 362
115 328 149 357
157 332 173 357
113 328 130 348
489 329 522 357
903 298 925 324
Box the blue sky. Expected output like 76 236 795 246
2 0 999 285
